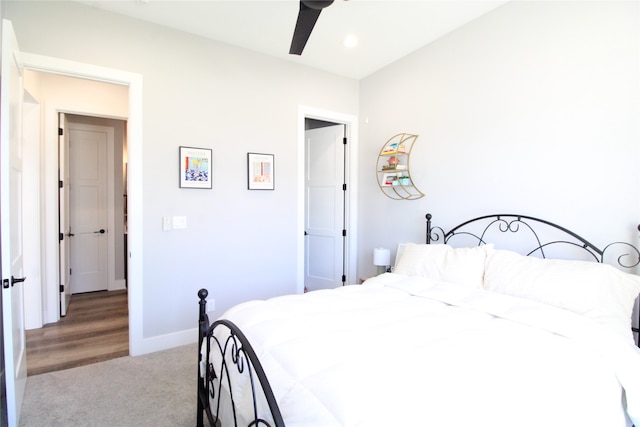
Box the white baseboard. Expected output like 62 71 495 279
129 327 198 357
111 279 127 291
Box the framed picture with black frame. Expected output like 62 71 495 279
247 153 275 190
179 146 212 189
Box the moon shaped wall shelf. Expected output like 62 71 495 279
376 133 425 200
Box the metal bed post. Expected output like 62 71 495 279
197 289 209 427
635 224 640 346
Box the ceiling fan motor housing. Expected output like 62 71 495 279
290 0 336 55
301 0 334 10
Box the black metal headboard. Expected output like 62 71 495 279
426 213 640 267
425 213 640 343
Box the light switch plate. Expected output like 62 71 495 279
173 216 187 229
162 216 171 231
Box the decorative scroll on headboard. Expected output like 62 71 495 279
425 213 640 268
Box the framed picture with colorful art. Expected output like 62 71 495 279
247 153 275 190
179 146 212 189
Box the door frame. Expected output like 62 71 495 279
19 52 146 356
297 106 358 293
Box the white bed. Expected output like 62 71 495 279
197 214 640 427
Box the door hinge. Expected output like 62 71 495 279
59 233 64 241
2 279 8 289
342 137 347 145
60 284 64 292
342 275 346 283
342 183 347 191
342 229 347 237
59 180 63 188
58 127 63 136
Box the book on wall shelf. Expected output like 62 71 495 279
380 142 407 155
381 164 407 171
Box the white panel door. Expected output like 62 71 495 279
304 125 345 291
58 113 72 314
69 125 108 294
1 19 27 426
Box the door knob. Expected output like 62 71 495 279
94 229 106 234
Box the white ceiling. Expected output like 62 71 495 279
76 0 508 79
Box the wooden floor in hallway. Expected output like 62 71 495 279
25 289 129 376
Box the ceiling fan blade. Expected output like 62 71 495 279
289 2 322 55
289 0 334 55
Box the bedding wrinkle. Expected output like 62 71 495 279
484 249 640 344
211 274 639 426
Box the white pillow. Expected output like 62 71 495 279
394 243 490 288
484 249 640 342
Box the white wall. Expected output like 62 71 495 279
4 1 359 347
358 1 639 273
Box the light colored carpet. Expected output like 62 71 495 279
19 343 197 427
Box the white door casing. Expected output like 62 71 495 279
22 91 42 330
1 19 27 425
304 125 345 291
59 113 72 314
17 51 151 355
68 123 113 294
297 106 359 294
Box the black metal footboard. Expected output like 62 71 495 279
197 289 285 427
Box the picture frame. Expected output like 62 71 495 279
247 153 275 190
179 146 212 189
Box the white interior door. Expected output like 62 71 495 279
69 124 109 294
1 19 27 426
59 113 72 314
304 124 345 291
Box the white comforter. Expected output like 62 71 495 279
210 273 640 427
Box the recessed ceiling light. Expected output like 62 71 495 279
343 35 358 48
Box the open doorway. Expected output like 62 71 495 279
21 71 131 373
298 107 359 293
304 119 347 291
20 51 146 356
